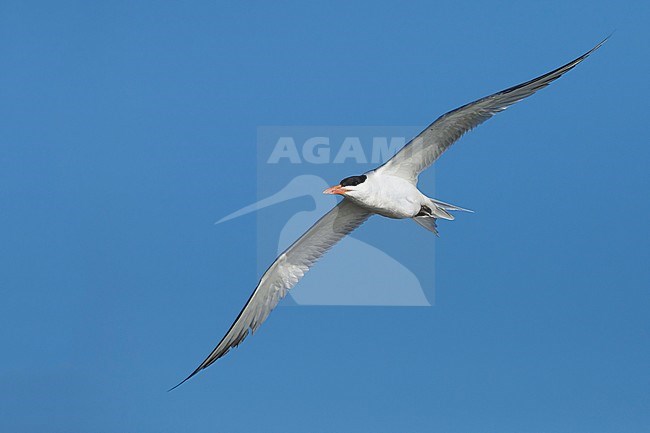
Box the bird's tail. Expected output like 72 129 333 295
430 198 473 215
413 216 439 236
413 198 473 235
425 198 473 221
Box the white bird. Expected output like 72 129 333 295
171 39 606 389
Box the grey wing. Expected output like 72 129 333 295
376 38 607 183
170 199 371 389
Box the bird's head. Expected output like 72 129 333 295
323 174 368 198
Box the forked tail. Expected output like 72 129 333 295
413 198 473 236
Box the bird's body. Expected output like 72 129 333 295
343 172 428 219
171 38 608 390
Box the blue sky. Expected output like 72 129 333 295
1 1 649 432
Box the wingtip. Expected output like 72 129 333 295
589 34 611 55
167 367 202 392
569 35 610 67
603 31 615 43
214 214 236 225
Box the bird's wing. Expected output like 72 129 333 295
171 199 371 389
376 38 607 184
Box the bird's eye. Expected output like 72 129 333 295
340 175 367 187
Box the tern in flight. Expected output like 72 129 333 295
172 39 606 389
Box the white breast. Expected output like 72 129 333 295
346 173 425 219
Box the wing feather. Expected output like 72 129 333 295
377 38 607 183
170 199 371 389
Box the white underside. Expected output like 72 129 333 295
343 173 452 220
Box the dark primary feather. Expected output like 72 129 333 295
378 37 608 183
170 199 371 390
